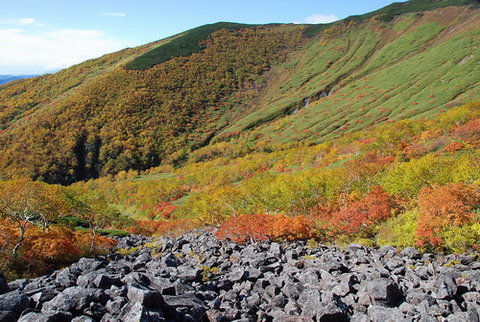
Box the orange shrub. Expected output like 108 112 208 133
315 186 394 239
125 219 200 237
445 141 464 153
29 227 81 263
0 218 118 278
416 183 480 247
215 213 314 243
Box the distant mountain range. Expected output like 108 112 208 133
0 74 38 85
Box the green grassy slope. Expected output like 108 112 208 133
0 2 478 184
218 6 480 144
304 0 480 36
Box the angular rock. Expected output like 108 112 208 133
434 273 457 300
163 293 206 320
148 276 176 296
74 258 107 273
30 287 59 309
42 287 105 313
445 312 476 322
119 302 165 322
298 288 322 317
267 311 313 322
121 272 151 286
93 274 122 289
174 266 202 282
162 253 181 267
316 302 348 322
365 278 403 307
105 260 131 275
400 247 421 259
8 279 27 292
281 281 304 300
367 306 408 322
378 245 397 258
223 289 239 302
350 313 370 322
0 310 17 322
284 299 301 315
76 272 98 288
84 302 106 319
126 283 163 308
244 266 262 280
54 268 77 288
269 243 284 257
163 294 207 310
298 267 320 287
72 315 95 322
227 268 246 283
0 293 31 313
105 297 128 315
18 311 73 322
269 294 286 309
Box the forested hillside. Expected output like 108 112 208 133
0 3 478 184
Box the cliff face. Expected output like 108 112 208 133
1 231 479 321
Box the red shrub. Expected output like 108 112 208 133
445 141 464 153
315 186 394 238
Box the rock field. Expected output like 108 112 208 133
0 231 479 321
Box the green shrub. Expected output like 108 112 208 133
440 222 480 253
376 208 419 248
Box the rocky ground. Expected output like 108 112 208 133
0 230 479 321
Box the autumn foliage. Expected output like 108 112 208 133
0 218 117 278
0 179 119 279
216 214 314 243
314 186 395 239
125 219 200 237
416 183 480 247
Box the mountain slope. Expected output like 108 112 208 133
0 1 479 184
220 6 480 143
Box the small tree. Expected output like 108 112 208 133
62 188 119 253
0 179 67 259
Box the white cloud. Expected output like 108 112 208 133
295 14 340 24
19 18 36 25
0 28 127 71
0 18 37 25
101 12 127 17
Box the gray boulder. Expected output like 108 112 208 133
0 310 17 322
298 288 322 317
365 278 403 306
119 302 165 322
74 258 107 273
316 302 348 321
126 283 163 308
42 287 105 313
400 247 421 259
0 293 31 313
18 311 73 322
434 273 457 300
0 272 10 295
368 306 408 322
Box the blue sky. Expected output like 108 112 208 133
0 0 405 74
